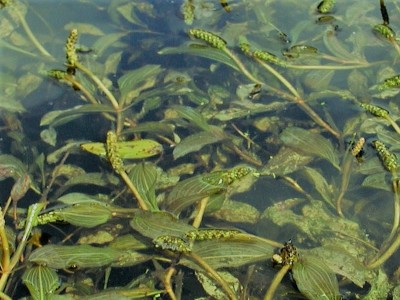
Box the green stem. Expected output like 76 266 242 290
0 209 10 273
15 9 53 58
263 264 291 300
254 58 340 137
336 148 354 217
255 58 301 98
0 203 44 293
366 228 400 269
119 170 149 211
223 48 263 85
75 62 120 111
385 115 400 135
389 175 400 240
188 252 238 300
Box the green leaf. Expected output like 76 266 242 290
22 265 59 300
302 167 335 206
165 174 224 214
84 287 163 300
280 127 339 169
173 130 226 159
55 203 113 228
40 104 115 127
64 22 105 36
0 96 26 112
130 210 195 239
158 44 239 71
40 127 57 146
129 162 158 211
172 105 211 131
261 146 313 176
80 139 163 159
292 256 341 300
92 32 127 57
57 192 108 205
182 234 275 269
28 245 120 269
118 65 164 105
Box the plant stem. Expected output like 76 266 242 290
75 62 120 111
163 266 177 300
15 9 53 58
336 147 354 217
263 264 291 300
389 176 400 240
0 209 10 273
188 252 238 300
223 48 264 85
366 228 400 269
385 115 400 135
254 58 340 138
0 203 44 293
119 170 149 211
192 197 209 228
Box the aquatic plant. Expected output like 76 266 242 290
1 0 400 299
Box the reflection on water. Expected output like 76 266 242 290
0 0 399 299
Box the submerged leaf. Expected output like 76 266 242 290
28 245 120 269
261 146 313 176
293 256 341 300
22 265 59 300
55 203 113 228
173 130 226 159
182 234 275 269
158 44 239 71
118 65 163 105
129 162 158 211
280 127 339 169
130 210 194 239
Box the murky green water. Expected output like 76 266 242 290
1 0 400 299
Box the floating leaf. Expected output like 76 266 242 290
130 210 194 239
129 162 158 211
280 127 339 169
22 265 59 300
29 245 120 269
292 256 341 300
81 139 163 159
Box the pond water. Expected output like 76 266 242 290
1 0 400 299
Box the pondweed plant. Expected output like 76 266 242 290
1 0 400 299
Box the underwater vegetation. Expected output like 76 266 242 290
1 0 400 299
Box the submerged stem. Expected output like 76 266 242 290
188 252 238 300
263 264 291 300
15 9 53 58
